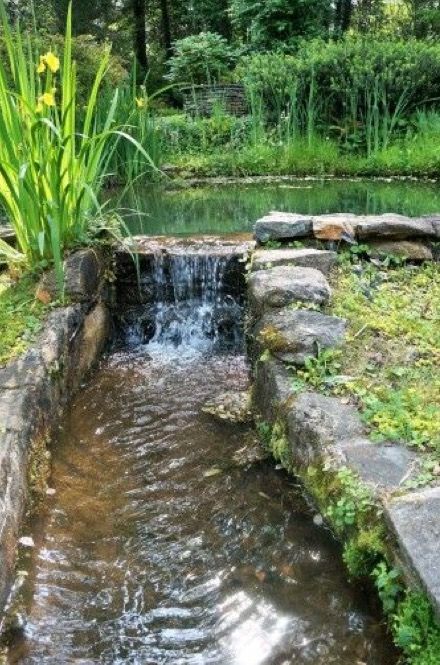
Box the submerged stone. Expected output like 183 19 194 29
248 266 331 312
253 309 346 365
251 248 337 275
202 390 252 424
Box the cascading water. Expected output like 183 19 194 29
119 246 245 354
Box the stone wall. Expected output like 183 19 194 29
249 212 440 620
182 85 248 117
0 249 111 616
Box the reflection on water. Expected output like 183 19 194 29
7 350 396 664
115 178 440 236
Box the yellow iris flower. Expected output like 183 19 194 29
37 52 60 75
37 90 56 111
136 97 146 109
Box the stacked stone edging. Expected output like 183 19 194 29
254 212 440 260
0 249 112 618
248 219 440 620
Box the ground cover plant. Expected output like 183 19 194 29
0 272 47 365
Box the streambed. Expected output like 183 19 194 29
5 243 397 664
7 346 396 664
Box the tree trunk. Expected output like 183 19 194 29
132 0 148 76
335 0 353 34
159 0 173 59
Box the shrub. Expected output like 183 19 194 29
166 32 237 85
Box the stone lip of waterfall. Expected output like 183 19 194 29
115 236 253 355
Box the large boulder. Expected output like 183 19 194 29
254 212 313 243
252 309 346 364
36 248 104 304
251 248 337 275
248 266 331 313
356 214 435 241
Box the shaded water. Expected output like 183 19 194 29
118 178 440 236
6 248 397 664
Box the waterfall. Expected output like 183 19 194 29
119 245 245 354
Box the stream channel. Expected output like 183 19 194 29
6 247 397 664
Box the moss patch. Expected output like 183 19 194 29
0 273 48 366
327 258 440 454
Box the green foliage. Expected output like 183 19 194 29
373 562 403 613
0 273 47 365
325 467 376 534
331 261 440 452
0 2 148 291
290 348 343 393
343 527 385 577
229 0 332 50
167 32 236 85
394 591 440 664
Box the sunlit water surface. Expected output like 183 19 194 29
8 345 396 664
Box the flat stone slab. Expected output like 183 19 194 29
339 439 418 491
385 487 440 618
356 214 435 241
248 266 331 311
254 212 313 243
253 212 437 244
121 234 255 258
287 392 365 467
251 248 337 275
253 309 346 364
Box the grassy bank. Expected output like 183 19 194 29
0 273 48 366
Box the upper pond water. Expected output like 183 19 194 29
7 246 397 664
117 177 440 236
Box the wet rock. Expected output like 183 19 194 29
252 358 295 424
312 214 360 242
384 487 440 619
254 212 313 243
253 309 346 365
287 393 365 467
251 248 337 276
202 391 252 424
75 303 111 380
248 266 331 312
356 214 435 241
0 226 15 247
367 240 433 261
36 248 103 304
339 439 418 491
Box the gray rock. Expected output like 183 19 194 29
252 358 295 424
254 212 313 243
252 309 346 365
356 214 435 240
339 439 418 491
251 248 337 275
385 487 440 619
248 266 331 312
287 392 365 467
367 240 433 261
36 248 103 303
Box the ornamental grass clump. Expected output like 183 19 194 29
0 2 146 291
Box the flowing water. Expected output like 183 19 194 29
6 249 397 664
